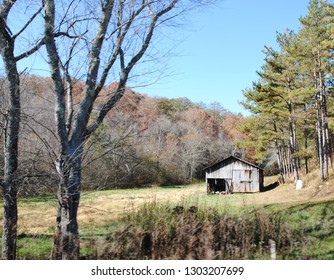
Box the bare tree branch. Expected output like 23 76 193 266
44 0 69 152
85 0 178 138
69 0 115 146
94 2 147 95
12 4 44 40
14 38 45 61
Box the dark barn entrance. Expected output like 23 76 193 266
207 178 231 194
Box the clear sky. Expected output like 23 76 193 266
141 0 316 115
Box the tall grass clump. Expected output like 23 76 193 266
93 202 302 260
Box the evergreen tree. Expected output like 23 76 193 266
298 0 334 180
240 0 334 182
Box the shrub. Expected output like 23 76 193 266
94 203 300 260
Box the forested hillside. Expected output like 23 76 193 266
0 75 243 194
239 0 334 183
2 0 334 261
1 0 332 205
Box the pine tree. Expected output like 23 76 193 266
298 0 334 180
241 0 334 182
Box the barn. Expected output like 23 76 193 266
204 156 264 194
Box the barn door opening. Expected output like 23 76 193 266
232 169 252 192
207 179 231 194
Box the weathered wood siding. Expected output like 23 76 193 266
205 156 263 193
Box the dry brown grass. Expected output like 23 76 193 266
3 169 334 237
78 185 205 228
251 170 334 205
16 200 57 235
6 185 204 236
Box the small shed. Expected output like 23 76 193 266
204 156 264 194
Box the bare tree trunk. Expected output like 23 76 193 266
51 148 82 259
315 52 331 181
43 0 180 259
316 106 324 180
273 122 285 183
318 65 329 180
1 1 44 259
321 100 328 179
1 66 20 261
288 104 299 181
316 91 329 181
282 145 290 179
304 104 309 174
0 8 20 260
276 145 285 184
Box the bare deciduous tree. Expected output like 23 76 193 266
0 0 45 260
42 0 210 259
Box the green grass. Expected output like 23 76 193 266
271 201 334 259
17 234 53 260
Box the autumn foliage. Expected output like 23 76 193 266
0 75 244 195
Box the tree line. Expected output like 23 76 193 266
1 75 239 192
239 0 334 183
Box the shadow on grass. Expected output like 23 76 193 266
159 185 189 189
262 181 280 192
18 233 53 239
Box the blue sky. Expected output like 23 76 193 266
1 0 325 115
142 0 314 115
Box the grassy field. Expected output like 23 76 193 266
1 171 334 259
